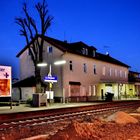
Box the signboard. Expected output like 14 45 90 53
44 76 57 83
45 91 54 99
0 65 11 97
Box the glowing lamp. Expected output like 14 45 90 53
54 60 66 65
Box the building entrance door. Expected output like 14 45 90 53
101 89 104 100
70 85 80 96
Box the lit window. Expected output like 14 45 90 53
69 61 73 71
93 65 96 74
93 85 96 96
83 63 87 73
47 46 53 53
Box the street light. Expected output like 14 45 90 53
54 60 66 65
37 60 66 103
37 62 47 67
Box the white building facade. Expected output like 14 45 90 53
14 35 139 102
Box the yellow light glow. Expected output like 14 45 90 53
54 60 66 65
37 63 47 67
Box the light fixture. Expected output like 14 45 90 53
37 62 47 67
54 60 66 65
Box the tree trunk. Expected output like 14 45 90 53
35 65 42 93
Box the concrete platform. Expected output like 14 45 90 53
0 102 104 114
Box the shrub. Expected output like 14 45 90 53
26 98 33 105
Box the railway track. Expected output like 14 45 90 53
0 101 140 139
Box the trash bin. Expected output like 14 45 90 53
32 93 47 107
105 92 114 101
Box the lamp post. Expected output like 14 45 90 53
48 64 53 103
37 60 66 103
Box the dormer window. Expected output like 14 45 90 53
82 48 88 55
85 48 88 55
93 50 95 57
82 48 85 54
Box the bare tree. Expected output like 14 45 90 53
15 0 53 93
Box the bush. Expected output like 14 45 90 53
26 98 33 105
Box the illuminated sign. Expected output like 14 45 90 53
44 76 57 83
0 65 11 97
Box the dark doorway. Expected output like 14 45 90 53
101 89 104 100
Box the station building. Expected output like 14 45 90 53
13 35 140 102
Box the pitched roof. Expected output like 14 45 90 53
16 34 129 68
12 76 46 87
95 53 129 68
16 35 96 57
69 41 97 50
129 71 140 74
12 76 35 87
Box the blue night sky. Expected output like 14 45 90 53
0 0 140 78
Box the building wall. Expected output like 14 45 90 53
18 39 130 101
62 52 128 100
40 41 65 97
12 87 35 101
12 88 21 101
21 87 35 101
19 39 65 98
19 49 35 80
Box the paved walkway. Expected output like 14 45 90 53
0 102 103 114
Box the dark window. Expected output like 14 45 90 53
69 61 73 71
93 65 96 74
82 48 86 54
47 46 53 53
93 50 95 57
83 63 87 73
85 48 88 55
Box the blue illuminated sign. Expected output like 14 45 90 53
44 76 57 83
